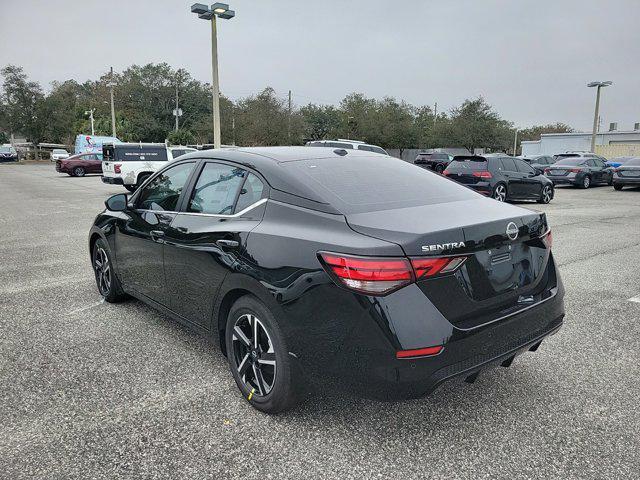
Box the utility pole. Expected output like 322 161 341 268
85 108 95 135
210 15 221 148
513 129 518 156
288 90 292 144
434 102 438 124
175 82 180 131
588 81 612 153
232 113 236 146
109 67 117 138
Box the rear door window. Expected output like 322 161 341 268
515 159 535 174
235 173 266 212
187 162 246 215
500 158 517 172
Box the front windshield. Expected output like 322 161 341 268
0 146 15 154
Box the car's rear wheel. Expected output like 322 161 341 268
73 166 85 177
493 183 507 202
92 239 127 303
435 164 445 174
614 184 623 191
538 185 553 204
225 295 300 414
580 175 591 189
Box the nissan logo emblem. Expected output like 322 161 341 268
506 222 519 240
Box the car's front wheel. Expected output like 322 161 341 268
225 295 300 414
538 185 553 204
92 239 127 303
614 184 623 191
493 183 507 202
73 166 86 177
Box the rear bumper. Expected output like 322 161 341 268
464 182 493 195
547 177 578 185
614 177 640 185
101 176 124 185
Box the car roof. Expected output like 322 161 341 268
176 147 391 213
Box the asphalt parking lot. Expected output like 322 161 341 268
1 163 639 479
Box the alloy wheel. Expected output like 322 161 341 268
74 167 85 177
231 313 276 397
542 186 552 203
583 176 590 188
494 184 507 202
93 247 111 296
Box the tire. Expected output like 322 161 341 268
580 175 591 189
435 164 445 174
73 166 86 177
225 295 300 414
538 185 553 204
614 184 623 191
124 185 136 193
493 183 507 202
92 238 127 303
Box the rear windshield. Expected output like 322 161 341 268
446 158 488 171
284 156 478 214
553 158 586 166
110 146 168 162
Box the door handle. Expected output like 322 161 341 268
216 239 239 248
150 230 165 242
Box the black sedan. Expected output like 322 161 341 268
613 157 640 190
89 147 564 413
443 155 554 203
414 152 451 173
544 157 613 188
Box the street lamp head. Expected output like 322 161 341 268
212 3 229 13
587 81 613 88
217 9 235 19
191 3 209 14
191 2 234 20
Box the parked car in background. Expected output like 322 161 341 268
101 143 196 192
612 157 640 190
414 152 452 173
306 139 388 155
90 147 563 413
55 153 103 176
544 157 613 188
0 145 18 162
50 149 70 161
519 155 556 174
606 156 634 168
553 151 608 163
444 155 554 203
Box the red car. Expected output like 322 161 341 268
55 153 103 176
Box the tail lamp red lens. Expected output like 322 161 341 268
472 171 492 179
319 252 467 295
544 168 550 174
542 229 553 249
442 169 451 176
569 168 582 173
114 163 122 174
396 345 443 359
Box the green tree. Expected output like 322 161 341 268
447 97 513 153
0 65 46 142
167 129 195 145
234 87 290 146
300 104 343 141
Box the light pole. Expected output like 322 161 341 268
513 128 518 156
191 3 235 149
84 108 95 136
109 66 117 138
587 81 612 153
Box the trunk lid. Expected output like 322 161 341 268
345 198 553 328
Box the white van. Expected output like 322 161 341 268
306 139 388 155
101 143 196 192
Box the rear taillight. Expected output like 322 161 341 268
319 252 467 295
410 256 467 279
396 345 443 359
472 171 492 179
544 168 550 174
114 164 122 174
319 253 413 295
569 168 582 173
442 169 451 176
543 229 553 249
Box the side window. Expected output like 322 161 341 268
171 149 187 159
515 159 535 174
188 163 246 215
501 158 517 172
137 162 195 211
586 159 596 167
357 145 373 152
235 173 266 213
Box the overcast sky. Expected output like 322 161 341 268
2 0 639 131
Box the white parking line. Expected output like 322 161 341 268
66 299 105 316
628 296 640 303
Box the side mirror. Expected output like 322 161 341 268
105 193 128 212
